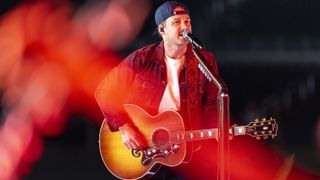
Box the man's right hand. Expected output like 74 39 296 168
118 123 147 150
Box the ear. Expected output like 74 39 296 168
159 25 164 32
158 25 165 35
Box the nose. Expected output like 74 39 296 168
180 21 191 32
181 22 188 29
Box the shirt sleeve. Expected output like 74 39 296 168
95 53 136 131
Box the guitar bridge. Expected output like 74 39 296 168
132 144 181 166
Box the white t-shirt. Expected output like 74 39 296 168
158 54 185 113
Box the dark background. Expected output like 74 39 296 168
1 0 320 179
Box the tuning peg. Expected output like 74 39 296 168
255 118 259 122
262 117 266 122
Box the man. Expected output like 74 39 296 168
95 0 219 176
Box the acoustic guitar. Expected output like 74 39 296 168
99 104 278 179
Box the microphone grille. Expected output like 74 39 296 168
181 29 189 37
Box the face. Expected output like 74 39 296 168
160 7 192 47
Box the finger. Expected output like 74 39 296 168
124 138 134 149
130 139 138 149
135 135 147 148
215 134 219 142
122 137 131 149
124 142 131 149
132 140 142 150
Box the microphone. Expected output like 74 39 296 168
182 29 204 50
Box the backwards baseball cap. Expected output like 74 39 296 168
154 1 189 34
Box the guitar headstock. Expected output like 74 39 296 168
245 117 278 140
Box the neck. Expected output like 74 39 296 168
164 42 187 59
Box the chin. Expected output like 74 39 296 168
177 39 188 45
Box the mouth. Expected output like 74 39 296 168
179 29 190 38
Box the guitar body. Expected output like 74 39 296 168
99 104 187 179
99 104 278 179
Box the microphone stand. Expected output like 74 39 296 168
192 46 230 180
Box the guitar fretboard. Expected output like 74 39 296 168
171 129 218 142
170 126 246 142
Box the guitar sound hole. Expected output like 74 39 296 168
152 128 170 149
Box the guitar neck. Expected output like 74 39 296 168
170 126 246 142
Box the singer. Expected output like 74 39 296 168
95 1 220 179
